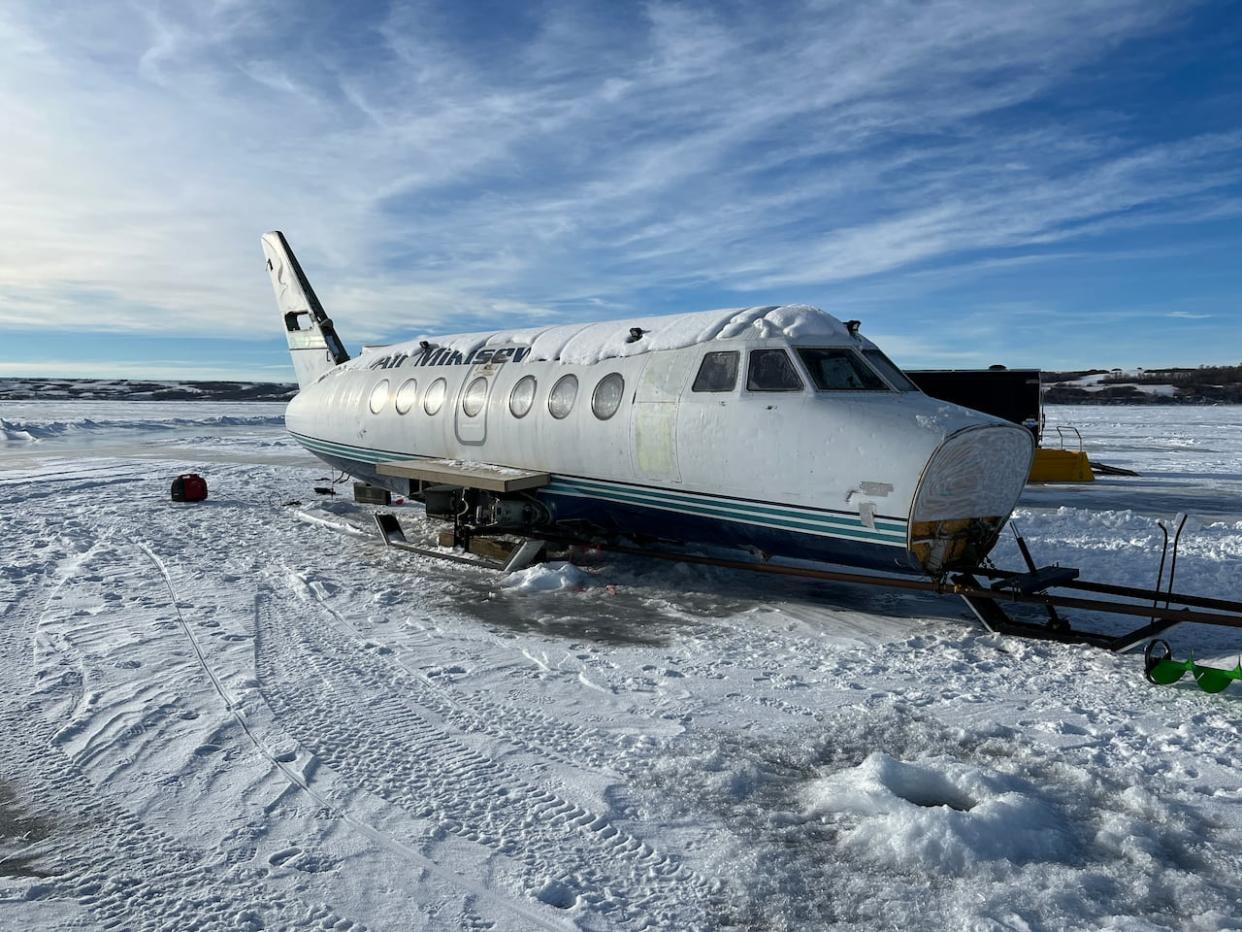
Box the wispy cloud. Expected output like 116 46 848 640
0 0 1236 361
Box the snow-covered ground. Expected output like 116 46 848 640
0 378 295 402
1052 374 1179 397
1 402 1240 930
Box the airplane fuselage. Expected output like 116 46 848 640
283 305 1033 575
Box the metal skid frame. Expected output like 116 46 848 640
367 508 1242 655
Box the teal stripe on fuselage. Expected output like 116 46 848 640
289 430 908 548
293 433 400 464
547 476 906 534
545 482 904 545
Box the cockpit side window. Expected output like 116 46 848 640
692 351 740 392
747 349 804 392
861 349 919 391
796 348 888 391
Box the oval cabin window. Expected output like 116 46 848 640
423 378 447 415
548 374 578 419
462 377 488 417
394 378 418 414
591 373 625 420
368 379 390 414
509 375 537 418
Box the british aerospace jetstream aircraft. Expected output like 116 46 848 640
263 231 1034 577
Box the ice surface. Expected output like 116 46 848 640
1 412 283 443
1 402 1241 930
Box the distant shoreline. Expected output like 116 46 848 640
0 378 296 402
1042 399 1242 407
2 376 1238 406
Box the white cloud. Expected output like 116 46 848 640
0 0 1233 354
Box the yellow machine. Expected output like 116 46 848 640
1029 447 1094 482
1029 425 1095 483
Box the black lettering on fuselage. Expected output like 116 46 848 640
398 344 532 368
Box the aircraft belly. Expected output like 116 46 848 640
540 484 918 573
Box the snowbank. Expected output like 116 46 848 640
803 752 1071 872
0 420 39 443
0 414 284 443
499 561 588 592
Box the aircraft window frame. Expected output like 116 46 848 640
861 348 920 392
509 375 537 418
368 379 391 414
394 378 419 414
423 377 447 415
795 348 890 392
462 376 488 417
548 374 579 420
746 349 805 392
692 351 740 393
591 372 625 420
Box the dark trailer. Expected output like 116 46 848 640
906 367 1042 440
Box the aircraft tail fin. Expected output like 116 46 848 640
261 231 350 389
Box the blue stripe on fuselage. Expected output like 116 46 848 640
288 430 914 567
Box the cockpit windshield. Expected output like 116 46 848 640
796 348 887 391
861 349 919 391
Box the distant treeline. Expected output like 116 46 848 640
0 378 297 402
1042 364 1242 404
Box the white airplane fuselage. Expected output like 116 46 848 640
265 232 1034 576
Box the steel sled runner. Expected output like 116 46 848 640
369 513 1242 654
571 537 1242 653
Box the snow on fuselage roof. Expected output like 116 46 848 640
362 305 862 367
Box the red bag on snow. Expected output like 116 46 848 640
171 473 208 502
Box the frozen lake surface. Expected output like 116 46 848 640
1 402 1240 930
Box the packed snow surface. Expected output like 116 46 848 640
1 402 1240 930
392 304 853 366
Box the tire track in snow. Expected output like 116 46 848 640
0 701 366 932
0 458 157 485
254 577 722 929
0 520 367 931
136 541 571 932
287 565 635 776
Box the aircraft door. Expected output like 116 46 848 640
455 364 494 445
630 353 689 483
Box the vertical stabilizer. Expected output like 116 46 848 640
262 231 350 389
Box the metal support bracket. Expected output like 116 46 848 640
374 512 549 574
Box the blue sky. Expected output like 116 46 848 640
1 0 1239 381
